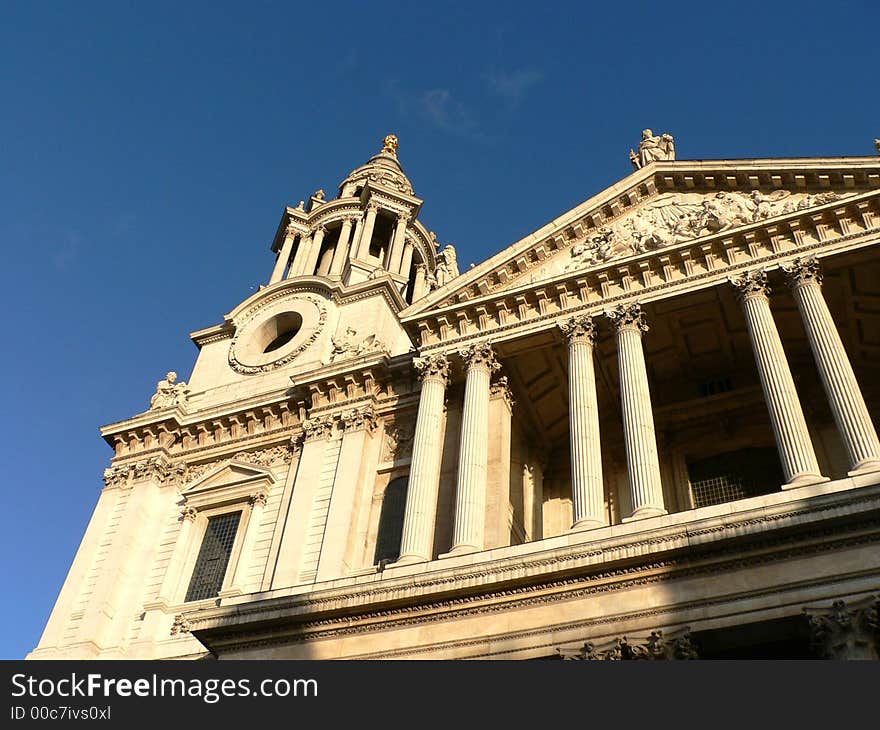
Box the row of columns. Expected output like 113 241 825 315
268 206 414 285
394 256 880 564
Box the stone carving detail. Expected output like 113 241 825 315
382 419 415 461
302 415 336 442
555 189 847 275
181 507 198 522
249 492 269 508
559 314 597 344
340 407 378 433
328 326 389 363
459 341 501 373
228 294 327 375
490 376 515 408
413 353 450 382
313 189 325 202
149 372 189 410
434 244 460 287
180 444 293 485
730 268 770 300
805 597 880 659
629 129 676 169
605 303 649 333
559 628 699 660
104 456 185 488
781 256 822 287
170 614 191 636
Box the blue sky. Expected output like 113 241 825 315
1 1 877 659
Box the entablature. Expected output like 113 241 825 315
405 189 880 351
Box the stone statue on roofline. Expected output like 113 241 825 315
630 129 676 169
434 244 460 287
150 371 189 410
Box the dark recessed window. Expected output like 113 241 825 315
687 448 783 508
374 477 408 565
185 512 241 602
263 328 297 353
699 376 733 397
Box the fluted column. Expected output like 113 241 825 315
270 226 296 284
356 204 379 258
412 263 428 300
328 217 355 277
606 304 667 520
447 342 500 554
396 355 450 564
731 269 827 487
289 234 312 277
559 315 606 530
400 240 415 278
387 213 409 272
303 225 326 276
783 257 880 475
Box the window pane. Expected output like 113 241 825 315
185 512 241 602
374 477 408 565
687 448 783 508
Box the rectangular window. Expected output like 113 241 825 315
185 512 241 602
687 448 783 508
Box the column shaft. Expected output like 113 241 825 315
448 343 499 554
785 259 880 474
733 270 826 487
303 226 326 276
270 231 296 284
560 316 605 529
396 356 449 564
289 235 312 277
328 218 354 277
387 216 408 272
356 206 378 258
607 304 666 520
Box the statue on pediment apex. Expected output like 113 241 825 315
435 244 459 287
630 129 675 169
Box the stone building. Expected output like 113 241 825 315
30 133 880 660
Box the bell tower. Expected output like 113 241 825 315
267 134 438 304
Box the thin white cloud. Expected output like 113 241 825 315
482 67 543 109
383 79 479 137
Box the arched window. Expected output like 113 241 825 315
373 476 408 565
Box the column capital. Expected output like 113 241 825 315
730 268 770 301
804 596 880 659
249 492 269 508
284 223 299 238
340 406 378 433
459 341 501 373
559 314 597 345
489 375 516 408
781 256 822 289
180 507 198 522
413 353 450 383
366 202 381 214
301 415 335 442
605 303 648 333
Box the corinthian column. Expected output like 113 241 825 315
395 354 450 564
356 204 379 259
303 225 326 276
731 269 827 487
270 225 296 284
559 315 606 530
783 257 880 475
605 304 666 520
328 217 354 277
447 342 500 554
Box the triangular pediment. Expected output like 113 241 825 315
402 157 880 314
184 461 275 495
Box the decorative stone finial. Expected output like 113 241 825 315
630 129 675 169
382 134 399 157
875 138 880 154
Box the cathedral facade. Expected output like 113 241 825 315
30 134 880 660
